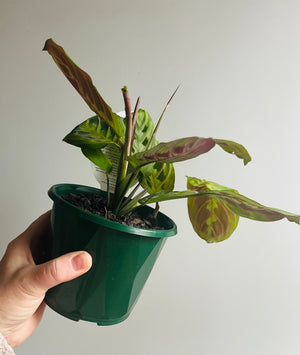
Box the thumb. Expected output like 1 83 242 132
28 251 92 295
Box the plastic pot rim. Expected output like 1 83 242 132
48 183 177 239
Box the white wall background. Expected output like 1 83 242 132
1 0 300 354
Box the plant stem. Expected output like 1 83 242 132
106 173 111 207
130 96 141 152
122 181 142 205
114 168 140 215
117 87 132 183
118 189 148 216
122 86 132 176
113 87 133 211
113 89 141 215
96 115 101 132
153 202 160 219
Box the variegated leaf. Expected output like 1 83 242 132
139 177 300 242
140 162 175 194
187 177 300 226
131 110 175 193
206 190 300 224
128 136 216 167
214 139 251 165
82 148 112 174
132 109 158 154
63 116 122 149
187 178 239 243
43 39 124 138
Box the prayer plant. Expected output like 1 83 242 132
43 38 299 243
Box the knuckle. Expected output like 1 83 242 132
46 260 60 283
38 259 62 288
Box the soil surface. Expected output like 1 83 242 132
63 193 165 230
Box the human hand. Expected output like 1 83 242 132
0 211 92 348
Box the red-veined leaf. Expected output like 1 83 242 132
128 136 215 167
187 178 239 243
43 39 124 138
207 190 300 224
187 177 300 225
139 177 300 242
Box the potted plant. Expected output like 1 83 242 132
43 39 299 326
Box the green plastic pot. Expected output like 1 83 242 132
45 184 177 325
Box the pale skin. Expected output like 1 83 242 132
0 211 92 348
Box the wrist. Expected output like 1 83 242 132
0 332 15 354
0 315 13 347
0 328 13 347
0 320 21 348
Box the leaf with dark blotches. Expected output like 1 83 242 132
132 109 158 153
140 162 175 194
63 116 122 150
131 109 175 193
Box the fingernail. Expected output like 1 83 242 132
71 253 88 271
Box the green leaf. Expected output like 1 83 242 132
132 109 158 154
207 190 300 224
214 139 251 165
131 109 175 194
187 177 239 193
187 178 239 243
63 116 122 150
140 178 300 226
128 136 216 167
81 147 112 174
140 177 300 243
139 180 240 243
43 39 124 138
140 162 175 194
187 177 300 225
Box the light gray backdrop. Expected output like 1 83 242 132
1 0 300 354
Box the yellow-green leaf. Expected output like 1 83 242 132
187 178 239 243
214 139 251 165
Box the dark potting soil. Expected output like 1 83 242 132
63 193 165 230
